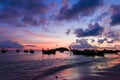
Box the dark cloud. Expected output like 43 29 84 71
70 39 96 49
110 5 120 26
0 40 24 48
65 29 71 35
97 38 107 43
91 39 95 43
56 0 103 20
0 0 49 27
97 38 117 44
110 13 120 26
74 23 104 37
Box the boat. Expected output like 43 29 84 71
42 49 56 55
1 48 7 53
29 49 34 53
16 49 20 53
24 49 29 53
71 49 104 56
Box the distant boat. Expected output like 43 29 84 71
16 49 20 53
42 49 56 55
1 48 7 53
24 49 29 53
29 49 34 53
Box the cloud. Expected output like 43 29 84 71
0 0 49 27
65 29 71 35
110 13 120 26
70 39 96 49
95 12 109 21
74 23 104 37
97 38 107 43
56 0 103 20
91 39 95 43
105 31 119 38
110 5 120 26
0 40 23 48
25 45 37 47
22 30 61 38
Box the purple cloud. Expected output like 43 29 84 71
97 38 107 43
56 0 103 20
70 39 96 49
0 0 49 27
0 40 23 48
65 29 71 35
74 23 104 37
110 5 120 26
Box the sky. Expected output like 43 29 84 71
0 0 120 49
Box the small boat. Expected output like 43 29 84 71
24 49 29 53
1 48 7 53
71 49 104 56
30 49 34 53
16 49 20 53
42 49 56 55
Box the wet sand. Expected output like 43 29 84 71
42 55 120 80
81 57 120 80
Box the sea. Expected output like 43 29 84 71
0 50 119 80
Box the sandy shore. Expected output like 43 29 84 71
42 55 120 80
81 64 120 80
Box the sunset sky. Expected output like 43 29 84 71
0 0 120 49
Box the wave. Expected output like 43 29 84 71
32 58 103 80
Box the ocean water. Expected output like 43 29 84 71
0 50 117 80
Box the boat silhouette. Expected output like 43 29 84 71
16 49 20 53
29 49 34 53
71 49 104 56
24 49 29 53
1 48 7 53
69 47 104 56
42 49 56 55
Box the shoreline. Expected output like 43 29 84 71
42 56 120 80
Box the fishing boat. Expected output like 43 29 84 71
1 48 7 53
16 49 20 53
70 49 104 56
42 49 56 55
24 49 29 53
29 49 34 53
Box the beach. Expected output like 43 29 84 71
0 51 120 80
42 54 120 80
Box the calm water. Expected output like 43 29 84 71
0 50 119 80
